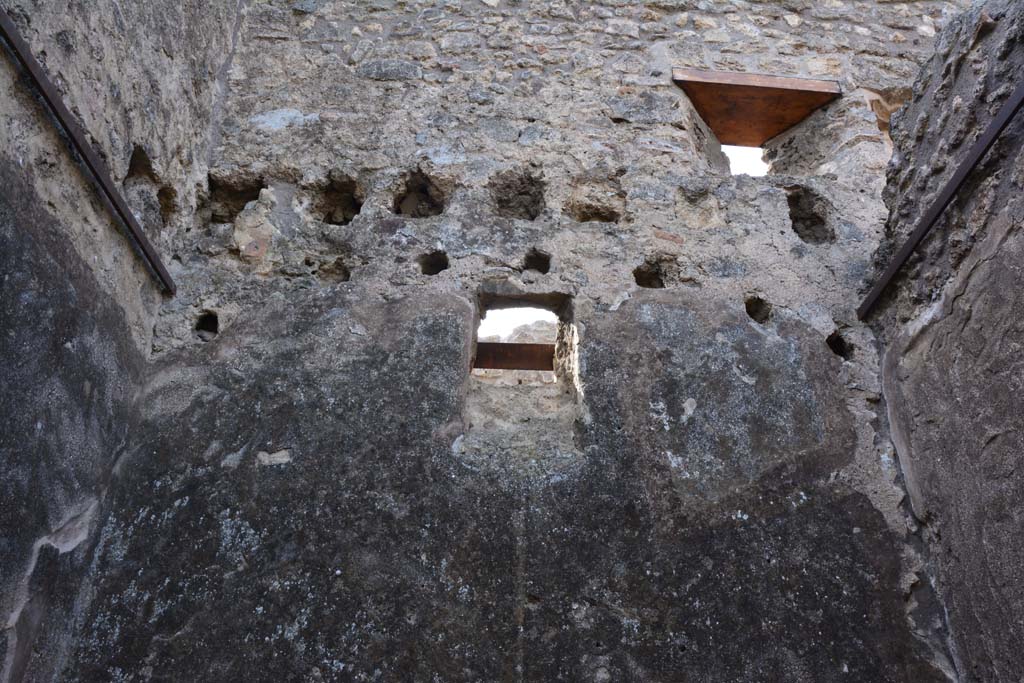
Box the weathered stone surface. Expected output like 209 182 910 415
61 286 945 680
0 2 240 680
0 0 991 679
0 156 143 682
870 2 1024 679
355 59 423 81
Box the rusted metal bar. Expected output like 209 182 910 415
474 342 555 371
858 78 1024 320
0 9 176 294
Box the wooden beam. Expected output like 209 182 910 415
672 68 841 147
474 342 555 371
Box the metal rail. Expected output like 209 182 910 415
858 78 1024 320
0 9 176 294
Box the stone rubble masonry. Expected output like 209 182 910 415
870 1 1024 680
0 1 241 680
2 0 1008 680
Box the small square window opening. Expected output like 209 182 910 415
473 306 558 383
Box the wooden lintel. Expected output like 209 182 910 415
672 67 842 147
474 342 555 371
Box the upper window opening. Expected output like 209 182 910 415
460 298 583 472
722 145 769 177
473 306 558 378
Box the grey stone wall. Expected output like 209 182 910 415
870 1 1024 680
62 286 949 681
0 2 239 680
4 0 1004 679
157 0 966 360
48 0 976 680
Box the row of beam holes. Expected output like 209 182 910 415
195 265 851 361
208 173 365 226
208 168 629 228
206 173 833 243
205 170 767 251
396 168 551 222
417 248 551 276
744 294 854 361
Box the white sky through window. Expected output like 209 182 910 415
723 145 769 176
478 307 557 340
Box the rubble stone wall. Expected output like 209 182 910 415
0 1 239 680
4 0 1005 680
871 1 1024 680
54 0 975 680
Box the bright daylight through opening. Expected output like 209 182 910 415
478 307 558 341
722 145 769 176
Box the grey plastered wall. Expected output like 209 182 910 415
870 1 1024 679
0 2 241 679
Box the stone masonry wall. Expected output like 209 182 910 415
46 0 983 680
870 1 1024 680
0 2 240 680
7 0 1011 680
157 0 965 357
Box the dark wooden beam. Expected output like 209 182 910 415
474 342 555 371
672 67 841 147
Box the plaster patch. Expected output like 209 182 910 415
257 449 293 466
250 108 320 131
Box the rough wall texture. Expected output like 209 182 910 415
871 1 1024 680
59 288 946 682
0 158 145 683
0 1 239 680
49 0 972 680
155 0 965 356
2 0 999 680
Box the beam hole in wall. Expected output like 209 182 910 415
745 295 772 323
634 258 666 289
394 169 446 218
722 145 769 176
209 172 265 223
565 195 623 224
126 145 158 182
490 168 546 220
195 311 219 341
314 256 351 283
786 186 834 244
522 248 551 274
826 329 855 361
418 250 449 275
157 185 178 227
318 173 363 225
